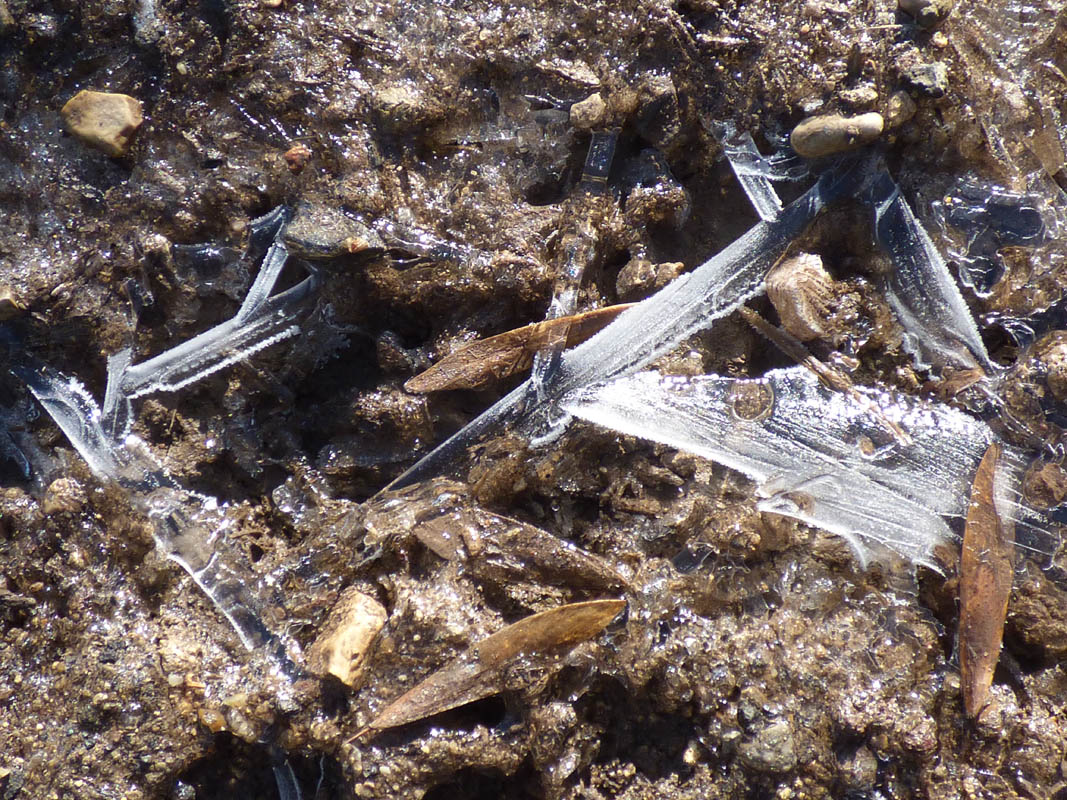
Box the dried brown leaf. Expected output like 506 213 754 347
354 599 625 737
959 441 1016 718
405 304 634 392
415 507 627 592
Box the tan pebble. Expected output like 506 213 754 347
283 142 312 173
223 708 259 742
616 257 656 300
197 707 226 733
766 253 835 342
898 0 953 28
885 90 917 128
372 83 442 130
790 112 883 158
221 692 249 710
43 477 86 515
306 587 387 689
570 92 607 130
0 287 25 320
839 85 879 110
61 90 144 157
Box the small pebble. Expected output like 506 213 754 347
283 143 312 173
898 0 953 28
738 720 798 773
43 477 87 515
372 82 443 131
837 746 878 791
570 92 607 130
903 62 949 98
306 587 387 688
790 112 883 158
839 85 879 110
61 90 144 156
885 90 918 128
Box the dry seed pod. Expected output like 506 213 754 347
790 112 884 158
766 252 835 342
405 304 634 392
959 442 1015 718
353 599 625 738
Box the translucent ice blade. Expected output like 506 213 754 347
553 157 865 397
141 487 274 651
756 474 953 570
564 367 1000 566
110 273 317 405
17 361 280 654
530 220 596 397
722 129 783 221
867 171 994 373
387 158 869 490
14 363 123 480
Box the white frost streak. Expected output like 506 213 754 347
565 367 999 569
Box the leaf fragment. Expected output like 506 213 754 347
354 599 625 737
959 441 1016 718
414 505 627 592
405 304 633 393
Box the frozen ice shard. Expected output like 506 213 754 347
388 157 869 489
720 127 807 221
102 236 318 435
16 361 275 650
866 171 994 373
564 366 1001 568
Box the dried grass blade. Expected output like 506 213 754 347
405 305 633 393
355 599 625 737
959 441 1016 718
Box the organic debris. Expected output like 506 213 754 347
959 442 1016 718
405 304 633 392
354 599 624 738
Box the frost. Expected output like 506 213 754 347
564 366 1001 569
389 157 868 488
102 234 318 435
720 126 808 221
866 171 994 373
14 208 317 654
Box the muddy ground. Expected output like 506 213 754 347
2 0 1067 797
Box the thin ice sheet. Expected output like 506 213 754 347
564 366 1000 567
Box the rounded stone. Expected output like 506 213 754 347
898 0 953 28
885 90 918 128
790 112 884 158
570 92 607 130
738 720 798 773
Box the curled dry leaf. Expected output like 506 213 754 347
353 599 625 738
959 441 1016 718
405 304 634 393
